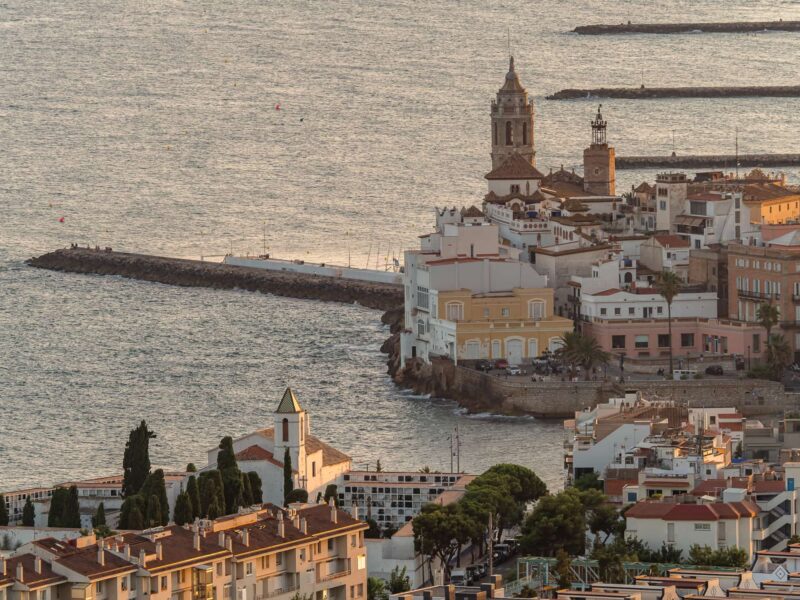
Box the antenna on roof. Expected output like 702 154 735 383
735 126 740 179
507 26 511 58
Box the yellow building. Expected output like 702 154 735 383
743 184 800 224
438 287 573 363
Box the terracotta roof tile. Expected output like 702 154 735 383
485 153 544 180
653 234 690 248
753 480 786 493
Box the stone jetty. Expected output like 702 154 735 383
617 154 800 170
27 248 403 311
573 21 800 35
546 85 800 100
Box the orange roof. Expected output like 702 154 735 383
485 153 545 180
687 192 725 202
753 480 786 493
604 479 637 497
653 234 690 248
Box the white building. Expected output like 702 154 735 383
639 235 691 280
203 388 352 507
579 287 717 322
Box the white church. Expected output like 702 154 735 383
203 388 352 506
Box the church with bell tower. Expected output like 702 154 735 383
582 104 616 196
490 56 536 169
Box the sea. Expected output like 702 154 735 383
3 0 800 493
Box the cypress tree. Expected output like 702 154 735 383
122 421 156 497
186 475 200 520
92 502 106 527
207 498 221 520
186 463 197 472
173 492 192 526
22 498 35 526
221 468 244 515
0 495 8 526
241 472 254 506
199 477 217 518
119 495 145 529
127 504 144 530
146 494 161 528
64 486 81 528
248 472 263 504
217 437 238 471
48 488 69 527
283 448 293 500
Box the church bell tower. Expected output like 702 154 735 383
490 56 535 169
583 105 616 196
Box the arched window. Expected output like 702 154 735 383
282 418 289 442
528 300 545 320
417 319 425 336
624 272 633 283
505 121 513 146
493 122 498 146
446 302 464 321
522 122 528 145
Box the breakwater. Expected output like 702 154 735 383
27 248 403 312
617 153 800 170
546 86 800 100
573 21 800 35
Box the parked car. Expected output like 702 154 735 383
506 365 522 375
494 358 509 370
705 365 724 375
450 568 470 586
475 359 492 372
492 543 511 564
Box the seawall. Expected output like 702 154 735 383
617 154 800 170
27 248 403 312
546 86 800 100
573 21 800 35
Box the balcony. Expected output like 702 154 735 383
781 321 800 328
317 559 352 583
257 583 300 599
793 294 800 304
737 289 780 301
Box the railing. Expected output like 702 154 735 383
793 294 800 304
737 289 780 300
257 583 300 599
319 569 351 582
780 320 800 327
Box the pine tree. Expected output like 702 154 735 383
92 502 106 528
186 463 197 472
48 488 69 527
62 486 81 528
0 495 8 526
173 492 192 526
248 472 263 504
186 475 200 520
146 495 162 528
283 448 294 500
22 498 35 526
122 421 156 497
241 472 254 506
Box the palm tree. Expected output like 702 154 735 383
556 331 583 377
557 332 611 380
655 271 682 375
756 302 780 360
768 333 792 375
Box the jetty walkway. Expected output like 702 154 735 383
546 85 800 100
616 154 800 170
27 248 403 312
573 21 800 35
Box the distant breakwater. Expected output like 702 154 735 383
617 154 800 170
573 21 800 35
546 86 800 100
27 248 403 312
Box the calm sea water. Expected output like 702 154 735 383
3 0 800 492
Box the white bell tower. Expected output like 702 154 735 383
274 387 308 491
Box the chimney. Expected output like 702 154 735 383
139 549 147 568
300 517 307 535
193 531 201 552
218 532 226 547
98 547 105 567
16 562 24 582
241 530 249 547
329 498 337 524
293 515 300 530
225 537 233 553
34 557 42 574
155 542 163 561
124 544 131 561
277 517 285 539
350 502 359 520
0 558 6 577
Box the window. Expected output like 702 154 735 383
96 582 104 595
614 307 621 315
753 333 761 353
351 535 357 548
600 308 607 316
635 335 648 349
446 302 463 321
483 307 490 318
312 461 317 477
667 522 675 543
694 523 711 531
658 334 670 348
282 418 289 442
358 583 365 597
260 556 269 569
417 319 425 336
681 333 694 347
217 563 223 576
612 335 626 349
657 307 663 315
628 307 635 315
505 121 512 145
528 300 544 320
510 184 520 194
327 539 334 551
660 200 667 210
627 492 637 502
416 286 429 310
121 577 128 592
245 562 253 576
161 576 168 591
276 552 283 567
358 555 366 570
501 308 510 317
493 122 497 145
522 122 528 145
151 578 158 594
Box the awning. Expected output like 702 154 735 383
674 215 708 227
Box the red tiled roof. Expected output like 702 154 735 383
753 480 786 493
625 502 673 519
627 500 758 522
691 479 728 497
664 504 720 521
687 193 725 202
643 481 691 488
653 234 690 248
605 479 637 497
592 288 623 296
236 445 284 467
485 153 545 180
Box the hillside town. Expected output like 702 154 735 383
6 57 800 600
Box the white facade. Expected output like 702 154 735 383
655 173 688 232
580 289 718 321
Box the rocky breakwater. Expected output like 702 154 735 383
27 248 403 311
573 21 800 35
546 85 800 100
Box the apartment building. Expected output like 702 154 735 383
3 503 367 600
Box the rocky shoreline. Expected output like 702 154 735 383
546 85 800 100
27 248 403 312
573 21 800 35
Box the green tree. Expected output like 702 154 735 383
207 498 221 520
557 332 611 380
145 494 162 528
198 470 225 515
64 486 81 528
365 518 382 539
757 302 780 356
285 489 309 504
48 487 69 527
140 469 170 526
367 577 388 600
412 503 471 580
573 472 603 491
283 448 294 500
0 495 8 526
119 495 145 530
22 498 35 526
768 333 793 374
186 463 197 472
199 476 218 518
241 471 254 506
173 492 193 526
217 437 238 471
688 545 748 568
588 503 623 545
388 566 410 593
92 502 106 528
248 472 263 504
656 271 682 375
375 459 383 472
554 549 572 589
186 475 200 519
519 489 586 556
122 421 156 497
323 484 339 506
